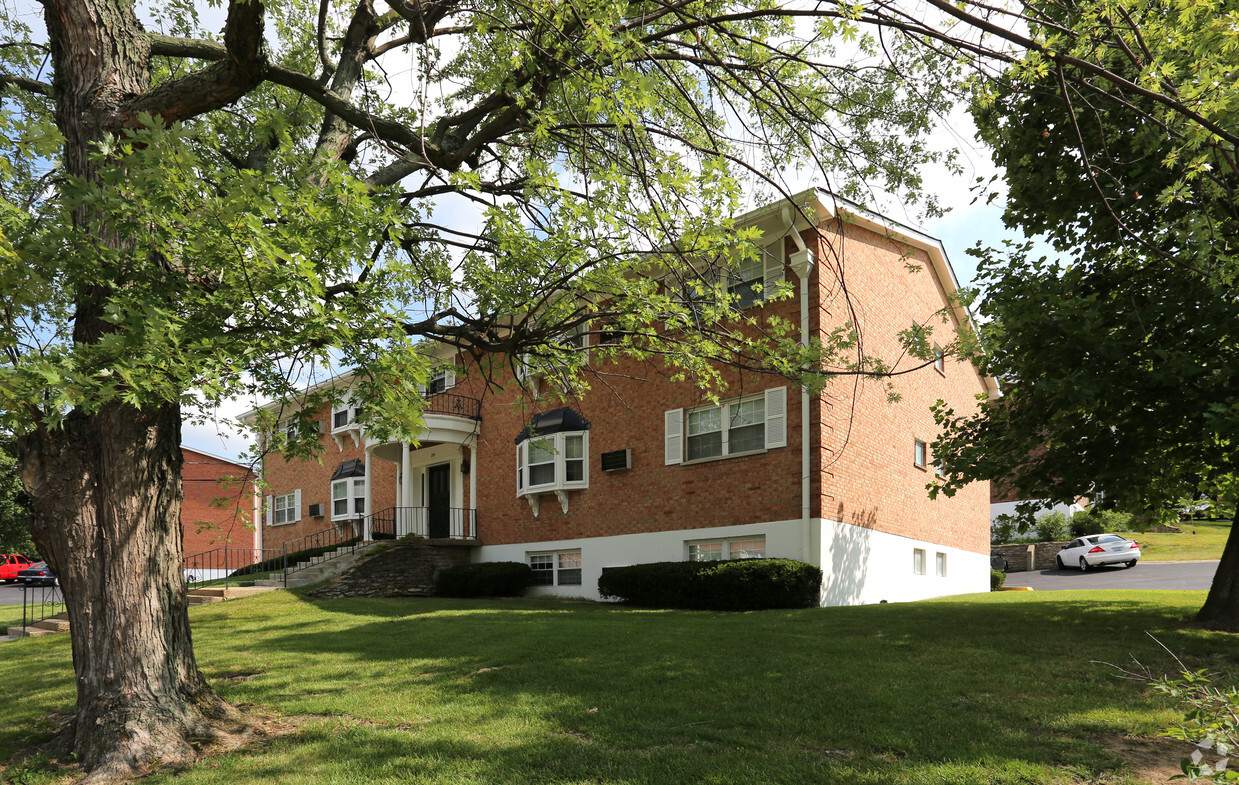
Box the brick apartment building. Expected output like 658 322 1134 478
181 447 260 562
250 190 998 604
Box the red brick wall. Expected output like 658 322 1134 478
258 402 399 552
181 448 258 557
810 219 991 554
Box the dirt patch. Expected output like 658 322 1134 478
1099 733 1197 784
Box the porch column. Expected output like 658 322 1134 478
468 436 478 538
363 444 375 540
401 441 412 508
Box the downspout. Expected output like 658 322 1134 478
785 204 816 565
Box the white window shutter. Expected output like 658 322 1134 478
293 489 302 522
445 368 456 389
665 408 684 465
265 495 273 527
765 387 787 448
763 240 784 301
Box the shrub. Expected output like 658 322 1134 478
1071 508 1135 537
991 516 1017 545
990 569 1007 591
437 561 532 597
1034 511 1071 542
597 558 822 610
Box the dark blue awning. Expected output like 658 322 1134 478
514 407 592 444
330 458 366 480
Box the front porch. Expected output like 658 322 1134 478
370 505 479 541
362 388 483 542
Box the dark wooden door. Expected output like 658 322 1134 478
428 464 451 538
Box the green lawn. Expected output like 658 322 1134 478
1 590 1236 784
1130 519 1233 562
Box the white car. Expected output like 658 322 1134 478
1056 534 1141 571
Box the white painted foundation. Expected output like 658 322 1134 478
478 518 988 606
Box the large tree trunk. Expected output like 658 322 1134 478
18 0 246 779
19 405 244 780
1196 501 1239 631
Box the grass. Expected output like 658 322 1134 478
1129 519 1233 562
1 590 1237 784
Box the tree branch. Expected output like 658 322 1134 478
0 72 54 97
128 0 267 125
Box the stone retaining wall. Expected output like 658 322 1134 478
310 539 474 598
992 541 1070 572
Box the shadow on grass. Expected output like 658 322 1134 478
180 591 1237 783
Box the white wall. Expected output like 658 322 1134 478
991 499 1085 530
478 518 989 606
812 518 989 605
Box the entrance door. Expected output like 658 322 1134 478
427 463 451 538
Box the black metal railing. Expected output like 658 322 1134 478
185 547 285 590
279 524 369 580
367 506 478 540
21 582 65 630
424 392 482 420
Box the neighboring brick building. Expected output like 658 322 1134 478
181 447 260 561
249 190 998 605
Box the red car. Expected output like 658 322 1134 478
0 554 34 583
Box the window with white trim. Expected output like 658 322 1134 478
331 477 366 519
933 345 945 374
935 552 947 577
665 387 787 465
914 439 927 469
913 548 926 575
729 240 785 309
517 432 588 496
332 400 364 430
687 536 766 562
266 490 301 526
425 368 456 395
529 550 583 586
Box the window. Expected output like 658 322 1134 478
667 387 787 465
529 550 582 586
517 431 588 496
333 406 351 429
425 368 456 395
266 490 301 526
280 418 297 441
687 536 766 562
728 240 785 309
936 552 947 577
913 548 926 575
914 439 927 469
933 345 945 374
332 400 364 430
331 477 366 519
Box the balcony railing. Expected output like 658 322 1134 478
423 391 481 420
369 506 478 540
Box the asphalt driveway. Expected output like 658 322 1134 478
1004 560 1219 591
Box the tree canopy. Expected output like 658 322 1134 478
922 0 1239 628
0 0 964 778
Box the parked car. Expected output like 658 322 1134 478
17 561 57 586
0 554 34 583
1056 534 1141 571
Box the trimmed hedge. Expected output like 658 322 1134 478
437 561 532 597
991 569 1007 591
598 558 822 610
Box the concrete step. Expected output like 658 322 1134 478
34 618 70 632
